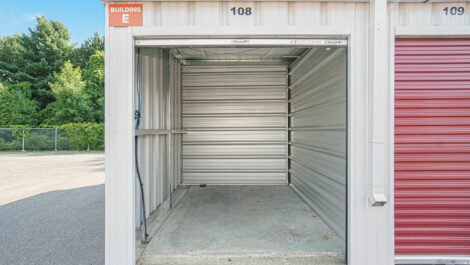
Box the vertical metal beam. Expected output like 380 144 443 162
362 1 394 265
168 53 173 209
104 2 136 264
347 3 395 265
368 0 389 207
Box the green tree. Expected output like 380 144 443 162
0 35 22 83
42 61 92 125
14 16 72 109
0 82 39 126
83 51 104 122
0 18 106 126
71 32 104 69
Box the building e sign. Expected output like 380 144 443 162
109 4 143 27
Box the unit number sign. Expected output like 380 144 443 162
230 7 253 16
442 7 465 16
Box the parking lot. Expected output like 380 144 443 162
0 153 105 265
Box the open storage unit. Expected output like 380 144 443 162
133 43 347 265
104 1 470 265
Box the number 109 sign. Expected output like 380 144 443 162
109 4 143 27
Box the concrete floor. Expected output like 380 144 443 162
0 153 104 265
139 186 345 265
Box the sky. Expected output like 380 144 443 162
0 0 104 45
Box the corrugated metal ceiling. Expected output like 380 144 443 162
175 47 308 61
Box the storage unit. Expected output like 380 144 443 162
103 1 470 265
128 43 350 265
134 46 348 259
134 45 350 265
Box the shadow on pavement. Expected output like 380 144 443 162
0 184 104 265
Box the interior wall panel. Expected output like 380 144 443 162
136 48 173 226
289 47 347 241
182 64 288 185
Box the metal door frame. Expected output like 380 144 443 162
133 36 350 259
135 38 348 47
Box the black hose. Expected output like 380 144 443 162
135 135 149 242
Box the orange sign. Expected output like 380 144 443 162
109 4 143 27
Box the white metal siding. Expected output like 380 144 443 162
105 25 136 265
136 49 183 224
142 2 358 27
182 64 288 184
289 48 347 241
393 3 470 27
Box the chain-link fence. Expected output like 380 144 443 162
0 126 104 152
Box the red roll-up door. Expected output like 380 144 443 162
395 39 470 255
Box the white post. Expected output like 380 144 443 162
366 0 394 264
54 128 58 151
22 129 25 152
368 0 389 208
105 2 136 264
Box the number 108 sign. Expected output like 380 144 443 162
230 7 253 16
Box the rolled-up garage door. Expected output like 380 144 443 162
182 64 288 185
395 39 470 255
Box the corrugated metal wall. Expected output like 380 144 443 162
142 2 360 27
289 48 347 241
136 48 168 222
395 39 470 255
393 3 470 27
136 49 183 224
181 64 288 185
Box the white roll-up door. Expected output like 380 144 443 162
182 64 288 185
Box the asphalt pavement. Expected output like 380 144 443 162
0 153 105 265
